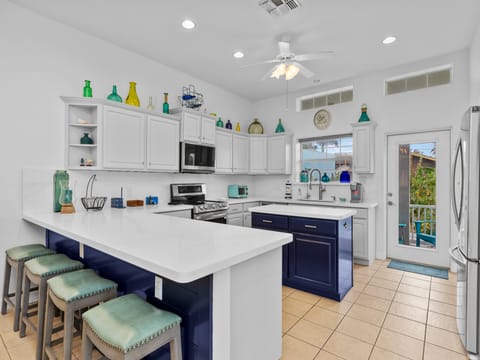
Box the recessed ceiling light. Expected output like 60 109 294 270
182 19 195 30
233 51 244 59
382 36 397 45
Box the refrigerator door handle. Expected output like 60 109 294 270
449 246 467 266
451 137 464 229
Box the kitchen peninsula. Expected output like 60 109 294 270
22 207 292 360
251 204 356 301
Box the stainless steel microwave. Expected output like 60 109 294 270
180 142 215 173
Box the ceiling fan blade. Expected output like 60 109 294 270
294 62 315 78
278 41 291 57
261 65 281 80
294 52 334 62
240 59 281 68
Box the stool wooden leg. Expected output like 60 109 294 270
19 271 30 337
63 305 74 360
1 258 11 315
81 325 92 360
13 261 24 332
170 326 183 360
35 280 47 360
42 294 55 360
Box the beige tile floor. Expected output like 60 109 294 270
0 259 468 359
282 259 468 360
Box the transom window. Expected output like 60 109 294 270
299 134 353 181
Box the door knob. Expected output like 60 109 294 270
388 201 394 206
387 192 393 197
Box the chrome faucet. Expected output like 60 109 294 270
309 169 326 200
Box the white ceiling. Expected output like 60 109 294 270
10 0 480 101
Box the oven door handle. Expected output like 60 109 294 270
194 210 228 221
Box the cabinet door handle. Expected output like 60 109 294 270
304 224 317 229
262 219 273 223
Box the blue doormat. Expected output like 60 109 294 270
388 260 448 279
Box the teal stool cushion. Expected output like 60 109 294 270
83 294 181 353
47 269 117 303
24 254 83 277
6 244 55 262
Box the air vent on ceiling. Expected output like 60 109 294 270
259 0 302 16
385 65 452 96
296 86 354 112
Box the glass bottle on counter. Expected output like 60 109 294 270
321 172 330 182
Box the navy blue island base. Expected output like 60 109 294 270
252 213 353 301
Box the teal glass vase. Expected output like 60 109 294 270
163 93 169 114
275 118 285 133
216 117 224 127
321 173 330 182
80 133 93 144
358 104 370 122
83 80 92 97
107 85 122 102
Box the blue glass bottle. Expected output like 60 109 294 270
339 171 351 183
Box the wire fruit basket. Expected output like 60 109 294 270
81 174 106 211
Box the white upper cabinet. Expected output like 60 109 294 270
147 115 180 172
201 117 216 145
232 134 249 174
249 136 268 174
181 111 216 145
267 134 292 174
215 129 233 174
103 106 146 170
352 121 376 174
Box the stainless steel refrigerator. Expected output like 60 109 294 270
450 106 480 357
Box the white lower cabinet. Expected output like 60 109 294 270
103 106 146 169
352 208 375 265
227 202 260 227
147 115 180 172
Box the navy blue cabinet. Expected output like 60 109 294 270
252 213 352 301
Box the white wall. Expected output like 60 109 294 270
0 1 253 284
471 23 480 104
252 50 470 260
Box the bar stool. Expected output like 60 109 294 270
43 269 117 360
20 253 84 360
82 293 182 360
1 244 55 331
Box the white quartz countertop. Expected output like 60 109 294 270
23 208 292 284
226 197 378 209
249 204 356 220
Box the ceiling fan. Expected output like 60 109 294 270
245 41 333 81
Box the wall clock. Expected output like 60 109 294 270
313 109 331 130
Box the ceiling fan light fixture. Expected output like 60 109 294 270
271 63 286 79
285 64 300 80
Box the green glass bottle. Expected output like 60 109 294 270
53 170 69 212
107 85 122 102
83 80 92 98
125 82 140 107
275 118 285 133
216 117 224 127
358 104 370 122
162 93 169 114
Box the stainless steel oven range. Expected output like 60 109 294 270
169 183 228 223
